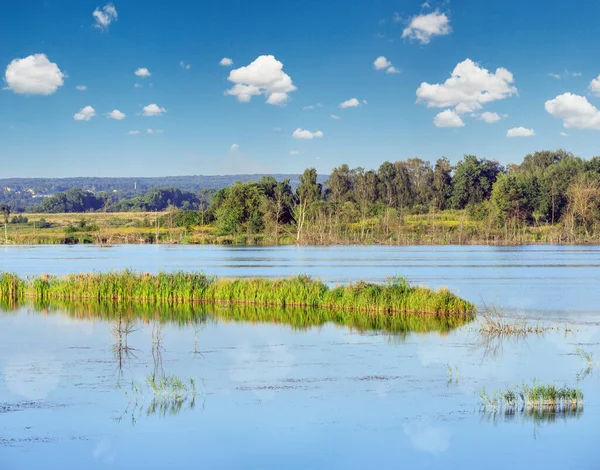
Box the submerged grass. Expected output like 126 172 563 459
0 271 475 315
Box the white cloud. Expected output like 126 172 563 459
433 109 464 128
134 83 142 88
93 3 117 30
273 127 282 132
127 130 140 135
292 128 323 140
545 92 600 129
4 54 64 95
374 56 400 75
290 150 301 156
330 114 341 120
560 132 568 136
135 67 151 78
589 74 600 97
416 59 517 114
220 57 233 67
146 129 163 134
302 105 315 110
179 61 191 70
230 143 239 151
225 55 296 105
362 99 368 104
73 106 96 121
340 98 360 108
477 111 501 123
548 73 561 80
374 56 392 70
106 109 126 120
76 85 87 91
142 104 166 116
402 10 451 44
392 12 401 23
507 127 535 137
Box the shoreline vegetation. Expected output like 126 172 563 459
1 150 599 246
0 271 475 316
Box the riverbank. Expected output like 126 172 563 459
0 271 475 315
1 210 598 246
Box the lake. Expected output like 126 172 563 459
1 245 599 469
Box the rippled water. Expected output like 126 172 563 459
1 245 599 469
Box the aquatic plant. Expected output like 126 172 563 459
575 348 595 380
0 271 475 315
479 381 584 413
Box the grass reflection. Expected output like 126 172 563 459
3 298 474 336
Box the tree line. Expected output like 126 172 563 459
5 149 600 244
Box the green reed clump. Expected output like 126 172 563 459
0 273 24 301
479 381 584 413
0 271 475 315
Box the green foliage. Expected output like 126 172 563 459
40 188 104 213
0 271 476 316
450 155 504 209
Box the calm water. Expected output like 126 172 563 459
1 245 599 469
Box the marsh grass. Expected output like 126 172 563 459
119 373 198 424
0 271 475 315
479 381 583 414
575 348 596 380
476 305 574 337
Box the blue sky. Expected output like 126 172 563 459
2 0 600 177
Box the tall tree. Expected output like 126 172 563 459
295 168 322 244
450 155 503 209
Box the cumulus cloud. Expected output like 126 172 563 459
230 143 239 152
545 92 600 129
146 129 163 134
292 128 323 140
93 3 117 30
135 67 151 78
179 61 191 70
106 109 126 120
416 59 517 115
127 130 140 135
402 10 451 44
76 85 87 91
433 109 464 128
225 55 296 105
589 75 600 97
142 104 166 116
374 56 401 75
220 57 233 67
4 54 65 95
374 56 392 70
507 127 535 137
74 106 96 121
477 111 501 123
330 114 341 120
339 98 361 108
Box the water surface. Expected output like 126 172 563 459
1 245 599 469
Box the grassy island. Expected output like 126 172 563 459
0 271 474 316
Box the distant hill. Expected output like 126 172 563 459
0 174 328 196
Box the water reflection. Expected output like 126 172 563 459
1 299 474 337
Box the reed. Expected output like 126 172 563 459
0 271 475 315
479 381 584 413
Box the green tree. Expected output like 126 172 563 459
1 204 10 224
432 158 452 210
295 168 322 244
450 155 503 209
